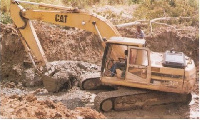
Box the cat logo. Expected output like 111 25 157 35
55 14 67 23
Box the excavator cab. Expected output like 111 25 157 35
101 37 151 85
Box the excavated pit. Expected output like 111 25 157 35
0 21 199 119
1 22 198 87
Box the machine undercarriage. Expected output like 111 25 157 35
80 78 192 112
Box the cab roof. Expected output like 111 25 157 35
107 37 146 47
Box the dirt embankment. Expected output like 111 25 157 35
0 23 25 83
34 21 103 64
118 26 199 64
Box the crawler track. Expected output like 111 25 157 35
94 87 192 111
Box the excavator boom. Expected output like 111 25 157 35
23 10 121 39
10 0 121 66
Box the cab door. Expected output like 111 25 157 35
125 46 151 84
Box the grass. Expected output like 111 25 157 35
0 0 199 25
133 0 199 20
0 12 12 24
1 0 63 24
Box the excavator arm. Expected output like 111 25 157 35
10 0 123 92
10 1 48 67
10 0 121 67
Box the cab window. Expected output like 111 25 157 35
129 48 148 66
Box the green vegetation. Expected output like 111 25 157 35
1 0 11 24
0 12 12 24
134 0 198 18
0 0 62 24
133 0 199 26
0 0 199 25
62 0 134 8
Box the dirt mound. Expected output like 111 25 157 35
0 93 105 119
33 21 103 64
0 23 26 83
46 61 100 79
118 26 199 64
43 61 100 92
0 22 102 86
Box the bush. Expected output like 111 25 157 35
133 0 199 20
61 0 136 8
0 12 12 24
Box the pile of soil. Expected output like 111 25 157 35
0 93 105 119
34 21 103 64
118 26 199 64
0 23 25 83
0 22 102 87
43 61 100 92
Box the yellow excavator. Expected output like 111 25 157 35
10 0 196 111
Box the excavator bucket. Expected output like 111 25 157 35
42 73 72 93
41 75 61 92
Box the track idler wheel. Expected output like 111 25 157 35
81 78 101 90
101 99 113 112
183 93 192 104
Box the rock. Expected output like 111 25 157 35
4 82 16 88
